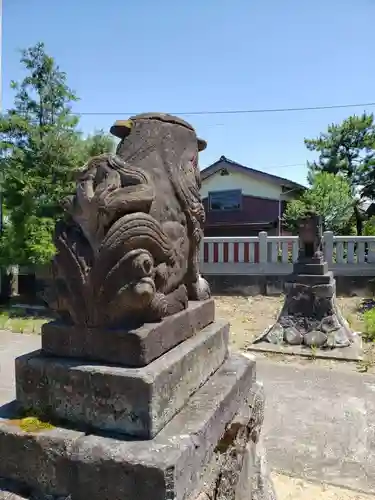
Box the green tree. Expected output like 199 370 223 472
283 171 354 234
0 43 113 266
305 113 375 234
282 198 308 233
82 130 115 158
363 215 375 236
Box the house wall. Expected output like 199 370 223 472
200 163 296 201
202 196 287 227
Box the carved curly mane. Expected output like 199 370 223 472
47 113 210 327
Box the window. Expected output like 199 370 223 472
208 189 242 211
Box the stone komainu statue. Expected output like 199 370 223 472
47 113 211 327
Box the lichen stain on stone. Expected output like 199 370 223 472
5 416 55 433
215 422 243 454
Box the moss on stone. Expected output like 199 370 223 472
7 416 55 433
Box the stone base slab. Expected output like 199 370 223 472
41 299 215 367
248 333 363 361
293 262 328 275
16 320 229 439
287 272 333 284
0 401 84 498
0 354 256 500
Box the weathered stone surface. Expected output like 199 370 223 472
320 314 341 333
288 273 333 285
293 262 328 275
237 382 277 500
254 268 356 353
192 381 276 500
265 324 283 344
16 321 229 438
295 212 323 261
41 298 215 367
0 411 84 497
69 354 255 500
0 491 27 500
0 478 29 500
284 326 302 345
0 488 29 500
303 330 327 347
312 283 335 298
0 354 256 500
326 327 351 348
0 478 69 499
249 437 278 500
1 381 277 500
45 113 211 328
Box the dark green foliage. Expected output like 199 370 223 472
283 172 354 233
0 43 115 266
363 215 375 236
305 113 375 235
363 307 375 342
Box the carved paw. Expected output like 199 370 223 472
147 285 188 321
189 275 211 301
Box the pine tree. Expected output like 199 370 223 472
304 113 375 235
0 43 114 266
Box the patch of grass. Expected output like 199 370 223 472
9 318 29 334
0 312 9 329
0 307 51 334
309 344 318 360
362 307 375 342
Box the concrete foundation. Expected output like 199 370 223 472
0 355 275 500
16 321 229 438
0 300 277 499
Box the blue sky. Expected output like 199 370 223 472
3 0 375 186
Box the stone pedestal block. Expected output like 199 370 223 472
288 272 333 284
0 410 84 498
0 354 261 500
42 299 215 367
15 320 229 439
252 260 360 357
293 262 328 275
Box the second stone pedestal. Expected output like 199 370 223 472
16 320 228 438
251 259 362 360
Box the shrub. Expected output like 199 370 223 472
363 307 375 342
364 216 375 236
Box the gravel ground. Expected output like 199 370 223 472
272 473 373 500
214 295 375 498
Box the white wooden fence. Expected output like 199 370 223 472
200 231 375 276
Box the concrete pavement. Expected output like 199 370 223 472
0 331 40 404
0 332 375 494
256 359 375 494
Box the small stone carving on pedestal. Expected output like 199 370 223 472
0 113 277 500
253 211 361 359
